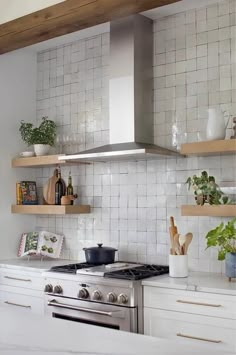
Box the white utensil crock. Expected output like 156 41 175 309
34 144 50 156
169 255 188 278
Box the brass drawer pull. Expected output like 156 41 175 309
5 301 31 309
177 333 222 343
176 299 222 308
4 276 32 282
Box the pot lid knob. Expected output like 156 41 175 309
97 243 103 248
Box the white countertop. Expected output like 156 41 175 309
0 307 233 355
142 272 236 295
0 260 235 296
0 258 72 272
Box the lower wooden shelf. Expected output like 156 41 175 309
11 204 91 215
181 204 236 217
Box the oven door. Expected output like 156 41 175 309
45 296 137 332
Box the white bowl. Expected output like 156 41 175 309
20 151 35 157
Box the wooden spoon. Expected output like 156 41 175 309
169 216 178 251
173 233 181 255
184 233 193 255
179 234 187 255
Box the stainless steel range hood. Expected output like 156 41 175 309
60 15 179 163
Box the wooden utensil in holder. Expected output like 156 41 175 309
169 216 178 255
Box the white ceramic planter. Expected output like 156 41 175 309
169 255 188 278
33 144 50 156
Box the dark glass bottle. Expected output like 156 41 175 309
66 172 74 205
55 169 64 205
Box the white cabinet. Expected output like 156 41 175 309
144 286 236 319
0 267 44 315
0 268 44 290
143 286 236 352
1 290 44 315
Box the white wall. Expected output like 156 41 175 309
35 0 236 273
0 49 37 259
0 0 65 24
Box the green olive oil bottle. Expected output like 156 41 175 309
66 171 74 205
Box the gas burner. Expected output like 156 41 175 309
49 263 98 274
104 264 169 280
48 262 169 280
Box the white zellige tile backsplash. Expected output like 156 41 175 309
36 0 236 273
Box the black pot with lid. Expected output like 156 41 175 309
83 243 117 265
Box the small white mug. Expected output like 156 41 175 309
169 255 188 278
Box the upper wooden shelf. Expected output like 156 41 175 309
181 205 236 217
11 204 91 215
181 139 236 156
12 155 66 167
11 155 89 168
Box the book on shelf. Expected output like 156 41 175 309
16 181 38 205
18 231 64 258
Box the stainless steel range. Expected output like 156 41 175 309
43 262 169 333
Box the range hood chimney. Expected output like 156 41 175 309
59 15 179 163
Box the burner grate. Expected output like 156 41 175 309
104 264 169 280
49 263 97 274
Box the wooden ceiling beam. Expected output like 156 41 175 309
0 0 180 54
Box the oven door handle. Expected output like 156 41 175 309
48 299 125 318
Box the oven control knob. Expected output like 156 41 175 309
44 284 53 293
92 290 102 301
53 285 63 294
118 293 128 304
78 288 89 299
107 292 117 303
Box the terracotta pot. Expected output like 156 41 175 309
195 195 206 205
195 194 214 205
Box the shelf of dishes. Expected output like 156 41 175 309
181 205 236 217
11 204 91 215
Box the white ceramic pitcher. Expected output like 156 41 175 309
206 108 230 141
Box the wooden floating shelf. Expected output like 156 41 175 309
11 204 91 215
11 155 89 168
181 139 236 156
181 205 236 217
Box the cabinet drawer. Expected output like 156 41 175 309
0 269 43 291
144 308 236 352
144 286 236 319
1 291 44 315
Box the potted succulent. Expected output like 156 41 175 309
19 117 56 156
206 218 236 280
186 171 229 205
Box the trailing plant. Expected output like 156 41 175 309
186 171 229 205
206 218 236 260
19 117 56 146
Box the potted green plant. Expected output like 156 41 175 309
186 171 229 205
206 218 236 280
19 117 56 156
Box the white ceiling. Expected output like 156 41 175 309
0 0 64 24
31 0 222 52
